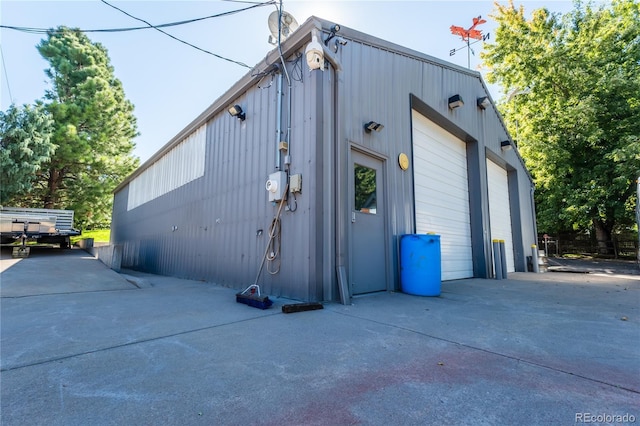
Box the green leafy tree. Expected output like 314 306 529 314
481 0 640 247
32 26 139 228
0 103 55 205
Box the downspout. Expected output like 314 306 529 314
333 62 346 302
309 29 347 304
530 185 539 248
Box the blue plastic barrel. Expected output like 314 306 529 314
400 234 442 296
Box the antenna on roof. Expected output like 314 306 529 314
267 9 298 45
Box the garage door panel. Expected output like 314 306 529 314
415 170 469 193
412 110 473 281
415 190 470 208
413 138 467 169
415 207 470 228
416 216 471 233
441 248 473 260
414 144 467 168
442 264 474 280
487 159 515 273
415 180 471 204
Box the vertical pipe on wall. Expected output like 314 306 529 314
284 65 292 168
275 1 292 171
636 177 639 264
331 55 349 304
275 72 283 170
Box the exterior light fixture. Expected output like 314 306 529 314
324 24 341 45
228 105 245 121
364 121 384 133
501 140 512 151
448 94 464 109
331 37 348 53
477 96 490 110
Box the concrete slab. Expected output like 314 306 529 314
0 247 135 297
548 257 640 275
1 250 639 425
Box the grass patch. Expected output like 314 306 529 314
561 253 591 259
72 229 110 244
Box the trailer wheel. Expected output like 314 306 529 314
60 237 71 249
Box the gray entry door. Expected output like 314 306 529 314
350 150 387 294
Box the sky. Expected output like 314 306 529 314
0 0 577 163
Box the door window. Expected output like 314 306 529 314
354 164 377 214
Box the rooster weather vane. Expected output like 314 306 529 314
449 16 490 69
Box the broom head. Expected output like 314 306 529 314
236 292 273 309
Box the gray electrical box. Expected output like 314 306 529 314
290 174 302 193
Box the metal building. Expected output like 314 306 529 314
111 16 537 302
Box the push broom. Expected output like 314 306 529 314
236 184 288 309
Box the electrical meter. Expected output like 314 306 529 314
266 171 287 202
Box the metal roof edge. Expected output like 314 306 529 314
115 16 490 194
322 16 480 78
115 16 325 193
477 78 535 185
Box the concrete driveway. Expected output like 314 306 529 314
1 247 639 425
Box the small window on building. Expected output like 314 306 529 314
354 164 377 214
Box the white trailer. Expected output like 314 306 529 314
0 207 81 253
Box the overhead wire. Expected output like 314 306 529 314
222 0 273 4
252 62 279 89
222 0 275 4
288 52 304 82
0 45 14 103
1 1 276 68
257 72 275 89
0 1 275 34
99 0 254 68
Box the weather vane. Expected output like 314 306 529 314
449 16 490 69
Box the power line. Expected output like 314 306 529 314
99 0 255 68
0 45 14 104
222 0 274 4
0 1 275 35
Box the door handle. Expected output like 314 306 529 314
351 212 356 223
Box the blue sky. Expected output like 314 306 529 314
1 1 575 163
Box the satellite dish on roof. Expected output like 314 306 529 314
268 10 299 44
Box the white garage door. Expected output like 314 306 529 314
411 110 473 280
487 159 515 273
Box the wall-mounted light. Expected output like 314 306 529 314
448 94 464 109
331 37 348 53
324 23 341 45
501 140 512 151
364 121 384 133
477 96 490 110
228 105 246 121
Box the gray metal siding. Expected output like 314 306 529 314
336 42 423 290
334 33 536 284
111 17 537 300
112 49 323 301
